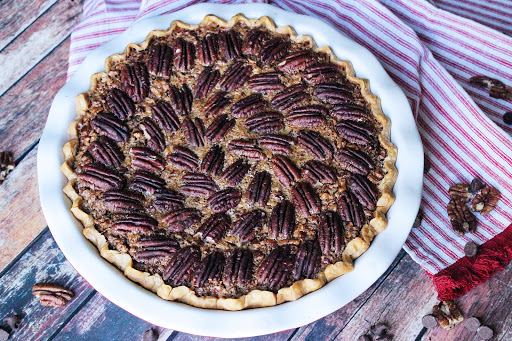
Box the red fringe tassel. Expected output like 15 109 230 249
431 223 512 300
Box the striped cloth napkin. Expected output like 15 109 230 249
68 0 512 301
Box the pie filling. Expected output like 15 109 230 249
66 16 393 303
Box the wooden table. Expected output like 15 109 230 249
1 1 511 340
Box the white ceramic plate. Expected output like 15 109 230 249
38 3 423 338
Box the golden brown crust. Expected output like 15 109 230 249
61 13 397 310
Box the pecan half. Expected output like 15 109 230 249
258 38 291 64
101 190 143 213
132 235 179 262
219 61 252 92
151 100 180 132
169 84 193 116
180 172 219 197
269 200 296 239
270 155 301 187
227 139 265 160
331 103 368 121
432 301 464 330
338 190 364 227
111 214 157 235
147 43 173 78
246 171 272 207
172 38 195 72
313 83 352 104
208 188 242 213
32 283 74 307
78 163 124 191
88 136 123 168
471 186 500 215
231 210 266 243
194 67 221 99
448 183 472 202
223 249 254 288
318 211 345 256
489 86 512 100
469 75 505 89
231 94 267 118
336 121 373 145
197 33 219 65
257 246 293 292
218 30 242 61
0 151 15 185
270 84 310 111
139 117 166 152
447 199 477 235
247 72 285 93
191 251 225 287
91 113 129 142
106 88 135 120
121 62 149 102
200 145 225 176
205 114 235 142
292 182 322 217
349 175 378 211
242 28 272 55
196 213 231 243
294 240 321 280
258 134 294 154
304 63 343 85
130 147 165 172
167 146 199 171
182 117 206 147
221 159 251 186
204 91 231 118
129 170 165 195
296 130 334 159
153 189 185 213
163 246 200 286
162 207 202 232
338 149 374 175
245 111 284 133
278 50 317 73
286 105 328 127
301 160 337 184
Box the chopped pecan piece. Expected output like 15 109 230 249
231 210 266 243
270 155 301 187
292 181 322 217
153 189 185 213
242 28 271 55
139 117 166 152
208 188 242 213
286 105 328 127
301 160 337 184
167 146 199 171
182 117 206 147
91 113 129 142
432 301 464 330
258 134 294 154
197 33 219 65
194 67 221 99
331 103 368 121
247 72 285 93
221 159 251 186
147 43 173 78
278 50 317 73
180 172 219 197
196 213 231 243
162 207 202 232
223 249 254 288
294 240 321 280
106 88 135 120
246 171 272 207
469 75 505 89
132 235 179 262
151 100 180 132
191 252 225 287
318 211 344 256
258 38 291 64
231 94 267 118
129 170 165 195
200 145 225 176
349 175 378 211
270 84 310 111
111 214 157 235
471 186 500 215
204 91 231 118
78 163 124 191
257 246 293 292
313 83 351 104
130 147 165 172
447 199 477 235
121 62 149 102
336 121 373 145
101 190 143 213
218 30 242 61
448 183 472 202
304 63 343 85
163 246 200 286
489 86 512 100
269 200 296 240
205 114 235 142
338 190 364 227
338 148 374 175
172 38 196 72
32 283 74 307
228 139 265 160
169 84 193 116
296 130 334 159
219 61 252 92
0 151 15 185
245 111 284 133
88 137 123 168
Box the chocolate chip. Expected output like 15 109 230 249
0 329 8 341
476 325 494 340
370 323 389 336
464 241 478 257
424 155 431 174
413 210 423 228
357 335 372 341
422 314 438 328
142 327 159 341
469 178 486 194
504 111 512 125
465 316 481 331
3 314 21 332
375 335 393 341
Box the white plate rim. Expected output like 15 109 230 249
37 3 423 338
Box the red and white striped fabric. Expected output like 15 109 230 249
68 0 512 300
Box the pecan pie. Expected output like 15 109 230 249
61 14 397 310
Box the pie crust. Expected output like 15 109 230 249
61 14 397 310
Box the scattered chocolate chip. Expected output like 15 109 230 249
0 329 8 341
465 316 481 331
413 210 423 228
422 314 438 328
369 323 389 337
357 335 372 341
476 325 494 340
0 151 15 185
374 335 393 341
142 327 159 341
2 314 22 332
423 155 431 174
469 177 486 194
504 111 512 125
464 241 478 257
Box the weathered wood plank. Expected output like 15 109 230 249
0 229 95 341
0 0 58 51
171 329 293 341
0 0 83 97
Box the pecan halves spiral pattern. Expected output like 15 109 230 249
107 88 135 120
313 83 352 104
257 246 293 292
296 130 334 159
147 43 173 78
196 213 231 243
182 117 206 147
336 121 373 145
447 199 477 235
338 148 374 175
132 235 179 262
278 50 317 73
139 117 166 152
286 105 328 127
258 134 294 154
153 189 185 213
270 84 310 111
170 84 193 116
162 207 202 232
270 155 301 187
294 241 321 280
242 28 271 55
197 33 219 65
172 38 196 72
291 182 321 217
32 284 74 307
121 62 150 102
101 191 143 213
245 111 284 133
318 211 345 256
231 94 267 118
163 246 200 286
111 214 158 235
301 160 337 185
221 159 251 186
218 30 242 61
223 249 254 288
78 163 124 191
338 190 364 227
228 139 265 161
167 146 199 171
304 63 343 85
204 92 231 118
246 171 272 207
205 114 235 142
200 145 225 176
258 38 291 64
91 113 129 142
194 67 221 99
151 100 180 132
231 210 266 243
331 103 368 122
269 200 296 240
192 251 225 287
247 72 285 93
88 137 123 168
130 147 165 172
349 175 378 211
219 61 253 92
208 188 242 213
180 172 219 197
129 171 165 195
